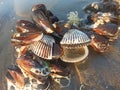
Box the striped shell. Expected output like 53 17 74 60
29 35 55 60
60 29 91 48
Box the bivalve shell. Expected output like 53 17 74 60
60 29 91 63
60 29 91 47
29 35 55 60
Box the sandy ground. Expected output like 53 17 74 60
0 0 120 90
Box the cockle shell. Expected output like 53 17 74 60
5 65 25 90
60 29 91 63
11 32 43 46
60 29 91 47
29 35 55 60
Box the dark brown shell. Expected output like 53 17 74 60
6 65 25 89
16 20 39 33
11 32 43 46
93 23 119 38
17 56 50 77
90 33 109 52
32 4 47 14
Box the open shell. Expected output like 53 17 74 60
60 29 91 63
29 35 55 60
60 29 91 47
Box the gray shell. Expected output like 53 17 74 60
60 29 91 47
29 35 55 60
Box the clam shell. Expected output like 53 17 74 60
29 35 55 60
60 29 91 48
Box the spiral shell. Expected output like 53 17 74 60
60 29 91 47
29 35 55 60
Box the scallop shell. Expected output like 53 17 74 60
29 35 55 60
60 29 91 48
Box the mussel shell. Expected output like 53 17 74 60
83 2 102 14
93 23 119 37
32 4 47 14
17 56 50 77
32 9 56 34
60 29 91 48
6 65 25 88
16 20 39 33
90 33 109 52
29 35 55 60
11 32 43 46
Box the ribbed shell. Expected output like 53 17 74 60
60 29 91 47
29 35 55 59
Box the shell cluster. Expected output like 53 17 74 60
5 0 120 90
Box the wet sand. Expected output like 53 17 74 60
0 0 120 90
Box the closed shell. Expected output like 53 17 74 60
29 35 55 60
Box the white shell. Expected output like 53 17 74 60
60 29 91 47
29 35 55 59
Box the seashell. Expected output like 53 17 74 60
90 12 119 25
93 23 120 41
90 33 109 52
32 4 47 15
17 56 50 78
60 29 91 47
15 46 28 58
11 32 43 46
16 20 40 33
31 8 56 34
29 35 55 60
5 65 25 90
83 2 102 14
60 29 91 63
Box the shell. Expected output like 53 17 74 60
93 23 120 41
90 33 109 52
31 9 55 34
17 56 50 78
29 35 55 60
60 29 91 47
32 4 47 15
5 65 25 89
16 20 40 33
11 32 43 46
60 29 90 63
90 12 119 25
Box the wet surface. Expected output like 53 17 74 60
0 0 120 90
